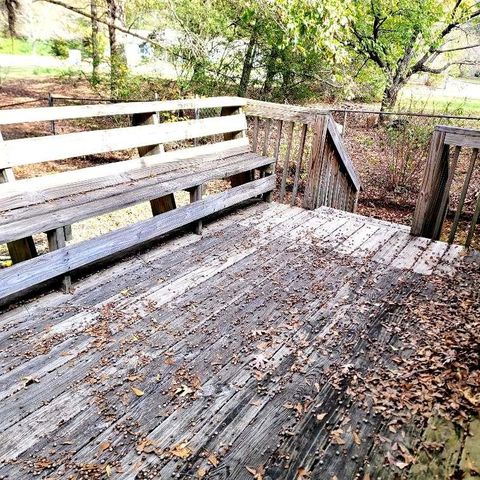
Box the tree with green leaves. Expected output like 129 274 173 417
349 0 480 110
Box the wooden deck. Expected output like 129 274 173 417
0 202 477 479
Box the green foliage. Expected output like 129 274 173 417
50 38 82 58
0 37 52 56
349 61 386 102
162 0 350 102
348 0 480 108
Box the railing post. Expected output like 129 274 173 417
48 93 56 135
303 115 328 210
411 128 450 239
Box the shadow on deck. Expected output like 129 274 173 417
0 202 478 479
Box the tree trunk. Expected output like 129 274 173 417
106 0 128 97
280 50 293 101
237 26 257 97
90 0 100 84
5 0 20 38
380 81 402 112
262 46 279 99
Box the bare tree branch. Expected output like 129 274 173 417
34 0 165 49
421 59 480 74
436 42 480 53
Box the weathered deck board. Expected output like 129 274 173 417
0 202 474 480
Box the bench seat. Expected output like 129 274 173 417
0 144 273 244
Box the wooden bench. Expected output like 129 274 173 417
0 96 275 301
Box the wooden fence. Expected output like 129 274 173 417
411 125 480 248
245 100 361 212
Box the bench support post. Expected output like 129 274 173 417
47 227 72 293
189 185 203 234
132 112 177 216
221 106 253 187
0 146 38 264
260 164 275 202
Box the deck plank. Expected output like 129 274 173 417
0 203 473 479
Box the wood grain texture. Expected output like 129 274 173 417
132 111 175 216
0 141 250 211
0 154 273 242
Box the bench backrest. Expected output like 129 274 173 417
0 96 248 172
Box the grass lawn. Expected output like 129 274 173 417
0 37 53 56
0 66 81 80
398 94 480 116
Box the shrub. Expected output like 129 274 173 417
50 38 82 58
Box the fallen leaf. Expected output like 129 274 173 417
175 384 194 397
246 466 265 480
316 412 327 421
22 376 40 388
131 387 144 397
353 432 361 445
105 465 112 477
136 438 155 454
296 466 311 479
99 441 110 452
170 441 191 459
463 388 480 406
208 453 219 467
196 468 207 478
330 429 346 445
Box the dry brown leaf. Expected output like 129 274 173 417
316 412 327 421
353 432 361 445
208 453 219 467
246 465 265 479
463 388 480 406
99 441 110 452
175 384 194 397
131 387 144 397
22 376 40 388
196 468 207 478
330 429 346 445
137 438 156 454
105 465 112 477
296 466 311 479
170 441 191 459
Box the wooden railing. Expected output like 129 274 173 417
245 100 361 212
412 125 480 248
